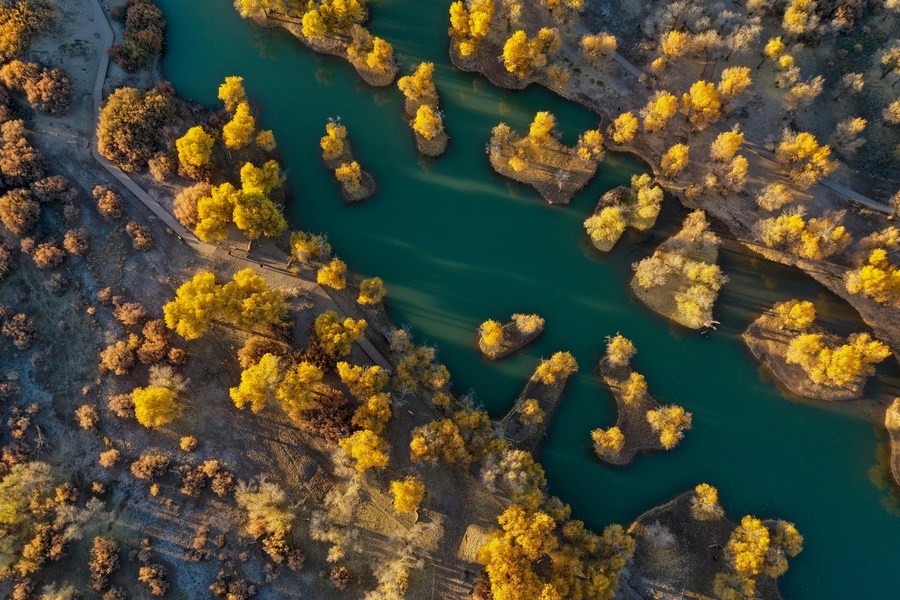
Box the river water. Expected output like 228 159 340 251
155 0 899 596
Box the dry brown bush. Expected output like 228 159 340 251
0 188 39 234
30 241 64 269
125 221 153 251
179 435 198 452
62 229 88 255
173 182 212 229
0 120 47 187
130 452 169 480
107 393 135 418
113 300 148 327
92 185 124 220
98 339 136 375
98 449 121 468
75 404 99 430
89 536 120 591
0 60 73 114
1 310 36 349
148 151 177 182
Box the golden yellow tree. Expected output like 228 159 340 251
690 483 724 521
397 62 436 103
591 426 625 455
317 258 347 290
710 128 745 162
337 361 389 398
133 386 180 428
449 0 495 57
275 361 326 419
256 130 277 151
413 105 444 139
581 32 617 63
223 101 256 149
351 392 392 433
358 276 386 304
584 207 626 246
641 90 678 133
534 352 578 384
175 126 214 169
230 353 283 413
218 76 246 112
646 405 692 449
320 120 347 161
775 130 837 188
163 271 221 340
314 310 367 356
661 143 689 176
339 429 389 472
718 66 752 101
290 231 331 264
390 476 425 514
195 183 240 242
479 319 505 353
773 299 816 330
680 80 721 130
845 248 900 305
335 161 362 194
605 334 635 367
608 112 638 144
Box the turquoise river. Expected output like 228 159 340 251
156 0 899 597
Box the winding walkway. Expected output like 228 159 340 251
86 0 391 370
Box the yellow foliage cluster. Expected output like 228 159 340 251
519 398 545 425
782 0 818 35
229 353 329 419
195 169 287 242
289 231 331 264
479 319 505 351
358 276 386 305
390 476 425 514
337 361 388 399
641 90 678 133
313 310 367 356
584 206 626 245
846 248 900 306
580 32 616 62
339 429 389 472
534 351 578 384
316 257 347 290
350 392 392 433
413 105 444 140
320 120 348 161
175 126 214 168
775 130 837 188
410 418 471 465
605 334 635 368
772 299 816 331
397 62 436 102
661 143 689 176
477 501 634 600
591 426 625 455
390 330 451 399
786 332 891 388
763 36 785 60
255 129 277 152
164 269 287 340
299 0 367 38
714 516 804 599
512 313 545 334
690 483 724 521
335 161 362 193
710 128 745 162
449 0 495 57
717 67 752 101
133 386 180 428
756 183 794 212
223 102 256 150
622 372 647 404
646 405 692 450
608 111 638 144
218 75 246 112
680 81 721 130
577 129 604 161
757 209 850 260
502 28 560 78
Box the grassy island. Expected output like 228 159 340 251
488 111 603 204
743 299 891 401
627 485 802 600
320 119 376 203
630 210 726 329
398 63 450 157
235 0 399 86
592 335 691 465
477 313 544 359
584 174 664 252
500 351 577 450
886 398 900 489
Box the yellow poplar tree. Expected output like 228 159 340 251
390 476 425 514
642 91 678 133
358 277 386 304
230 353 283 413
176 126 214 169
163 271 221 340
397 62 436 102
317 258 347 290
314 310 367 356
339 429 389 472
275 361 326 419
413 105 444 139
661 143 689 176
680 81 721 130
218 76 247 112
223 101 256 149
609 112 638 144
133 386 180 428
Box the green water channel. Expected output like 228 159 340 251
155 0 899 596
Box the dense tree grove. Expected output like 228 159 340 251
0 0 55 62
0 60 72 114
449 0 495 57
163 269 287 340
109 0 166 72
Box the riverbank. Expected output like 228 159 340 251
887 399 900 489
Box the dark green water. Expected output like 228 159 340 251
155 0 899 596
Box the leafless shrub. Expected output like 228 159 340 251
130 453 169 480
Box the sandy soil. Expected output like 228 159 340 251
886 398 900 489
